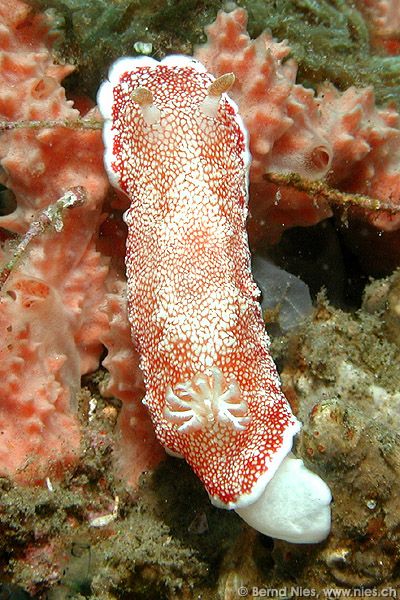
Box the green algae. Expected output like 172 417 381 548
242 0 400 106
27 0 218 97
27 0 400 107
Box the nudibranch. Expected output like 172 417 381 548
97 55 331 543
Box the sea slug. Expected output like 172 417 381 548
97 55 331 543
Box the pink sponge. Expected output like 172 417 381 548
0 0 111 482
0 274 81 483
0 193 110 482
195 8 400 243
195 8 332 184
0 0 107 233
100 277 164 488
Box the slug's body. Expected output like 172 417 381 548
97 56 301 509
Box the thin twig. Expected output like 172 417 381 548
0 117 103 131
264 171 400 214
0 186 87 290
